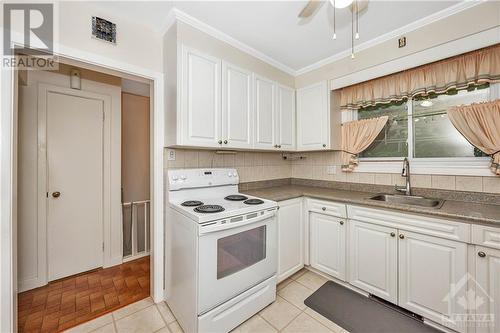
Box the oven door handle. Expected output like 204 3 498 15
199 210 276 235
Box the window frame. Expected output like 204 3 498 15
347 83 499 176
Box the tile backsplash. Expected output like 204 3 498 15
164 149 500 194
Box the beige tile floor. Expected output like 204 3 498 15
65 269 349 333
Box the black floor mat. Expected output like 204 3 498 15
304 281 441 333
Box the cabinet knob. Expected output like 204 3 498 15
399 234 405 239
224 140 228 144
218 140 222 144
274 144 278 148
278 145 282 148
478 251 486 258
322 144 326 148
339 221 344 225
322 207 326 211
390 232 396 237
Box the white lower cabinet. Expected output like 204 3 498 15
474 246 500 333
348 220 398 303
398 231 467 333
309 212 346 281
277 198 303 282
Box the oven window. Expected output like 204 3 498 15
217 225 267 279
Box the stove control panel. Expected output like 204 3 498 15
168 168 239 190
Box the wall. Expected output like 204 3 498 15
164 149 291 183
290 151 500 194
295 1 500 88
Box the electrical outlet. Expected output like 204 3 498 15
167 149 176 161
326 165 337 175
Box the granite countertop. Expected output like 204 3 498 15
242 185 500 226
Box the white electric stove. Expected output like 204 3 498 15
166 168 278 333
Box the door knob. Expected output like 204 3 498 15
52 191 61 198
399 234 405 239
478 251 486 258
390 232 396 237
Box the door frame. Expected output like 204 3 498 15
1 40 165 333
37 83 110 288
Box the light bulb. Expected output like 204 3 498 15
330 0 354 9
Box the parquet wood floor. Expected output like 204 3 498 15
18 256 150 333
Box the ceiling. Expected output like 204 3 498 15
89 1 463 73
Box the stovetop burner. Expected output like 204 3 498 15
181 200 204 207
244 199 264 205
194 205 225 213
224 194 248 201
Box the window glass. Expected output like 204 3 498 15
358 104 408 158
412 88 490 158
217 225 266 279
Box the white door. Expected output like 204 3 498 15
276 85 295 151
475 246 500 333
46 91 104 281
254 75 276 149
398 231 467 333
310 212 346 280
296 81 329 151
398 230 467 332
278 198 303 282
222 62 253 149
348 220 397 302
181 47 222 147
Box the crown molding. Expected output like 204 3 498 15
294 0 485 76
160 1 485 78
161 8 297 76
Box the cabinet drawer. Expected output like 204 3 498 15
472 224 500 250
307 199 347 218
347 205 470 242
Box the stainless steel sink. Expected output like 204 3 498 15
368 193 445 209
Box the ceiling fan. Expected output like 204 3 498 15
298 0 369 58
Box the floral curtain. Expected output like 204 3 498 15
340 44 500 110
447 100 500 175
341 116 389 172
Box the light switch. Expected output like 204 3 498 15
167 149 176 161
326 165 337 175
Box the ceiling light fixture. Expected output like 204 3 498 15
420 100 433 107
330 0 354 9
328 0 360 59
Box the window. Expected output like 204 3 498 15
357 86 492 160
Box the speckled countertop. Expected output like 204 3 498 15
242 185 500 226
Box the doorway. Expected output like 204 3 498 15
16 62 153 332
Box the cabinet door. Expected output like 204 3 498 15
254 75 276 149
221 62 253 149
310 212 346 280
276 85 295 151
296 81 329 151
475 246 500 333
181 47 221 147
398 231 467 333
348 220 397 303
277 199 303 282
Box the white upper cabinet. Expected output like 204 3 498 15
180 46 222 148
296 81 330 151
254 75 276 149
398 231 467 333
222 62 253 149
310 212 346 281
276 85 296 151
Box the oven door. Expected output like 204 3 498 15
198 209 277 314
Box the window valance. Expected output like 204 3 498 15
340 44 500 110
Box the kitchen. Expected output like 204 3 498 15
1 1 499 333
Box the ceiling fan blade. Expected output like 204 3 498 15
298 1 323 18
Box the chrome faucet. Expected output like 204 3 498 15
395 157 411 196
